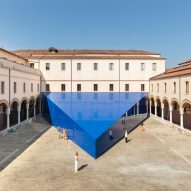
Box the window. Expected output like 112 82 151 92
46 63 50 70
14 82 17 93
164 83 167 93
152 63 157 71
61 84 65 91
125 63 129 70
37 84 39 92
157 83 159 93
94 84 98 91
109 63 114 71
140 63 145 71
94 63 98 71
30 63 34 68
77 84 81 91
125 84 129 91
31 83 33 92
77 63 81 70
23 83 26 93
1 81 5 94
151 84 153 93
141 84 145 91
186 81 189 93
46 84 50 91
109 84 114 91
173 82 176 93
61 63 66 70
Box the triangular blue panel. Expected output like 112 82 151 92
42 92 147 158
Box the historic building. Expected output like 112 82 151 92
0 47 190 135
150 59 191 131
0 49 41 133
13 48 166 93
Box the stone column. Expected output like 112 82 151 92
161 104 164 120
34 103 36 117
155 103 157 116
137 102 139 115
17 105 21 124
180 108 184 129
150 100 152 115
169 106 173 124
26 103 29 120
6 108 10 129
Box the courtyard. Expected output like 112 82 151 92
0 117 191 191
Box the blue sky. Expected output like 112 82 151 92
0 0 191 67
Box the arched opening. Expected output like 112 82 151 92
36 97 40 115
29 99 35 118
156 98 161 117
182 102 191 130
10 101 18 127
172 100 180 125
150 97 155 115
21 100 27 122
163 99 169 121
0 103 7 131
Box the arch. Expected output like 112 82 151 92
35 96 41 115
29 96 35 102
10 98 21 106
170 98 179 106
36 94 41 100
181 99 191 130
150 95 155 101
150 97 155 115
162 97 169 104
21 97 29 104
155 96 161 103
163 98 170 121
21 99 27 122
29 98 35 118
181 99 191 108
0 99 9 108
0 102 7 131
156 98 161 117
170 98 180 126
10 101 19 127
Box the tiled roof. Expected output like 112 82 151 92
178 59 191 65
0 48 28 61
21 55 165 60
12 49 162 59
151 63 191 80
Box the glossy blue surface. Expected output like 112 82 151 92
42 92 147 158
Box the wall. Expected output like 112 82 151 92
34 58 166 92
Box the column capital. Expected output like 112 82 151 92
169 106 173 112
26 103 29 109
161 104 164 109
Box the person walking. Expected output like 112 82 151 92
63 128 67 140
74 152 79 173
58 127 63 139
109 129 113 140
125 130 128 143
140 122 144 132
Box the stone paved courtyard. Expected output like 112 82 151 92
0 117 191 191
